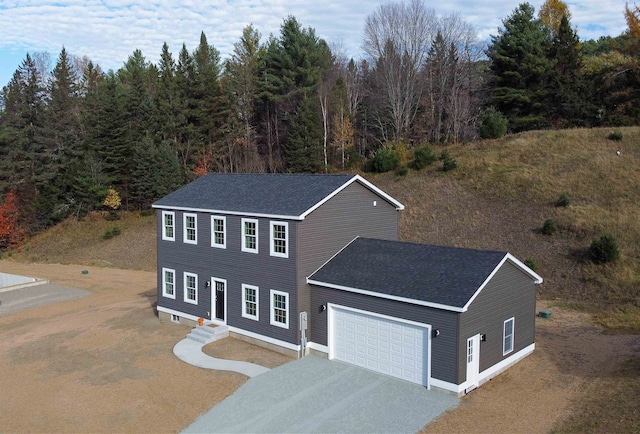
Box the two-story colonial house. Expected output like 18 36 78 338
153 173 542 395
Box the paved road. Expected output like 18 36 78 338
183 355 458 434
0 284 90 316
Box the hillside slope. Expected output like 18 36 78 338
6 126 640 330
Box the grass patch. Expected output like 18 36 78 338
551 356 640 433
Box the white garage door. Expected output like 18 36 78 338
330 306 430 386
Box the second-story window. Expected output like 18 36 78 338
162 211 175 241
270 221 288 258
184 213 197 244
211 216 226 248
241 218 258 253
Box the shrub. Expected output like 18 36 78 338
608 130 623 141
440 150 457 172
590 234 620 264
394 165 408 177
541 219 557 235
555 193 571 207
371 148 400 173
102 225 121 240
478 107 508 139
524 258 538 272
413 144 437 170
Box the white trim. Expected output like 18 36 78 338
503 317 515 356
430 343 535 395
270 289 289 329
211 277 227 323
328 303 432 388
241 218 259 253
269 221 289 258
463 253 543 311
158 306 201 322
227 325 301 352
161 267 176 299
299 174 405 219
183 272 198 305
161 211 175 241
242 284 259 321
211 215 226 249
306 341 329 354
152 174 405 219
309 279 465 312
183 213 198 245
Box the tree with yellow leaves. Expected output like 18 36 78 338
103 188 121 210
539 0 572 36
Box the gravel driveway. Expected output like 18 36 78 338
183 355 458 433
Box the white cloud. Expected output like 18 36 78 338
0 0 630 86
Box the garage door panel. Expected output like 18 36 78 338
331 307 429 386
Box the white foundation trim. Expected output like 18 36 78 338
157 306 201 322
227 326 300 352
306 342 328 353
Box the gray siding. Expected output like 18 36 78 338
156 210 299 344
458 261 537 383
310 285 460 385
297 182 399 342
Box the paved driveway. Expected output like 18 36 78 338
183 355 458 434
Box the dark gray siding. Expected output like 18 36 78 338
156 210 299 344
297 182 399 342
458 261 537 382
310 285 460 384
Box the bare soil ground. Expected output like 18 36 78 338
1 261 638 433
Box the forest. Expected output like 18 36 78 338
0 0 639 246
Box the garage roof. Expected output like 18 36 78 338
307 237 542 312
152 173 404 219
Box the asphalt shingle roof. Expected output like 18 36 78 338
308 238 509 309
152 173 359 217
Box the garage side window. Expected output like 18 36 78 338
270 289 288 328
183 213 197 245
242 284 259 321
184 272 198 305
162 268 176 299
162 211 175 241
503 317 514 355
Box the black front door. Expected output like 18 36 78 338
215 280 225 321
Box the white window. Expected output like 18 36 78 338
211 216 226 248
171 314 180 323
270 289 289 329
503 317 515 355
241 218 259 253
162 267 176 299
242 284 259 321
270 221 288 258
183 213 197 244
162 211 175 241
184 272 198 305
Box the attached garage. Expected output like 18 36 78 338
329 305 431 386
308 237 543 396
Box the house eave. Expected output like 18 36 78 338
306 278 465 313
151 204 305 221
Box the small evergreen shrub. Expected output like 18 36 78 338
440 150 457 172
541 219 557 235
102 225 121 240
394 165 408 177
555 193 571 207
524 258 538 272
478 107 508 139
589 234 620 264
104 210 120 221
371 148 400 173
607 130 623 141
413 144 437 170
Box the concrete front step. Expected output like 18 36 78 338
186 324 229 344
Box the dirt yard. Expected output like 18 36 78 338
1 261 638 433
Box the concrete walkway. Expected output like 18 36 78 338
183 355 458 434
173 338 270 377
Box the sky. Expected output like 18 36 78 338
0 0 631 87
